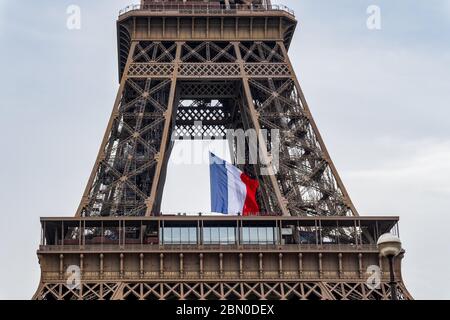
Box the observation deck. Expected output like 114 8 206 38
37 215 406 285
119 3 295 17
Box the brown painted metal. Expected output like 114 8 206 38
145 42 182 216
34 0 412 300
34 216 412 300
75 42 138 217
278 43 359 216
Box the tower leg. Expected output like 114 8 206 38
234 42 289 216
146 42 182 216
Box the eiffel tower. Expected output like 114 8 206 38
33 0 412 300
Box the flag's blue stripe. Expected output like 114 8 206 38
210 153 228 214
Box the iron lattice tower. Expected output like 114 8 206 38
34 0 412 300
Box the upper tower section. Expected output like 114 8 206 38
116 0 297 80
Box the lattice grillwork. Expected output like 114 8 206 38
248 77 352 216
35 281 412 300
181 42 237 63
177 107 228 123
36 5 413 302
179 63 240 77
245 63 291 77
128 63 174 77
173 99 232 140
180 82 236 98
240 42 285 63
133 42 177 63
174 124 227 139
80 78 171 217
80 40 357 217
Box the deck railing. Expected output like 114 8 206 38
119 3 295 17
41 270 393 281
39 243 378 252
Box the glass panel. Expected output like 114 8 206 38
242 227 250 243
227 227 235 244
163 227 171 244
240 227 277 245
211 227 219 244
258 227 267 244
266 227 274 243
180 228 189 244
172 227 181 243
189 227 197 244
203 227 211 244
249 228 258 244
219 228 227 244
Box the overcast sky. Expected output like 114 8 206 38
0 0 449 299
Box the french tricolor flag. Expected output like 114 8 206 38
209 152 260 215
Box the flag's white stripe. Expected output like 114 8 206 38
225 162 247 215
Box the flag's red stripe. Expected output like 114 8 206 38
240 173 260 216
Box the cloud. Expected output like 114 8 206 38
347 139 450 194
0 2 6 31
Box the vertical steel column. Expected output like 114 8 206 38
76 42 138 217
277 41 359 216
233 41 289 216
146 42 183 216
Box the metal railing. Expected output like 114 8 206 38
42 270 392 281
39 243 378 252
119 3 295 17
